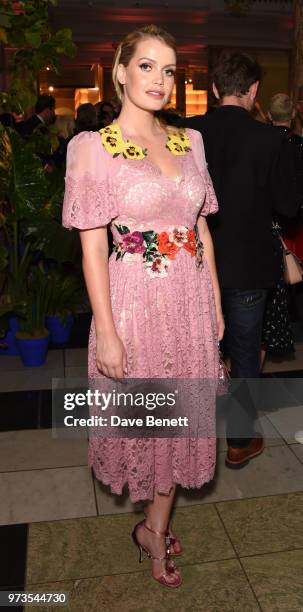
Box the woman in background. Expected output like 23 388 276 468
262 93 303 365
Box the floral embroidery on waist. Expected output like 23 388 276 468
112 224 203 278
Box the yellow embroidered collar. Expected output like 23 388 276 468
99 122 191 160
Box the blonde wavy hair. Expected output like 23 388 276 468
112 24 177 103
268 93 294 123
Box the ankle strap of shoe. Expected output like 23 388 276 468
143 520 166 537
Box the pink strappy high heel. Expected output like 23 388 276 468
131 520 182 588
166 526 183 557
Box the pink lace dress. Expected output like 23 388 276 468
63 127 219 503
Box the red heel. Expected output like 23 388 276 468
131 520 182 588
131 524 146 563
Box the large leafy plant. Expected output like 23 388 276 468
0 0 76 114
0 125 81 334
0 1 84 342
16 264 52 338
46 267 86 321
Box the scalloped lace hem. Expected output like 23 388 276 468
91 463 216 504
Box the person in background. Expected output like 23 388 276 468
45 115 76 171
16 94 56 136
293 85 303 138
260 94 302 364
75 103 97 134
0 110 16 128
251 100 266 123
45 105 96 172
269 94 303 262
158 107 184 126
267 94 303 327
56 115 75 140
95 100 116 129
185 51 298 468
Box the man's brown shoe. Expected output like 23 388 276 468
225 436 265 469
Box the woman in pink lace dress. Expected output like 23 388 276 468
63 25 224 588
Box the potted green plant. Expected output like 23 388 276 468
15 264 52 366
46 267 86 344
0 241 16 353
0 125 81 361
0 1 79 362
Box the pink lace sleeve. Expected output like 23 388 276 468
62 131 118 230
188 128 219 217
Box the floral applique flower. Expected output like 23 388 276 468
122 231 145 254
166 129 191 156
183 229 196 257
157 232 179 260
194 224 204 269
100 124 124 157
123 144 147 160
100 124 146 159
168 226 189 247
145 256 171 278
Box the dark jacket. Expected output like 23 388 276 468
274 125 303 221
15 114 43 136
185 106 298 288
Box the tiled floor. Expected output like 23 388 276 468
21 495 303 611
1 342 303 611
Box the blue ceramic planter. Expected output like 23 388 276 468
46 313 74 344
15 333 50 367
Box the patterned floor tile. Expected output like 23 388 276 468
175 445 303 506
242 549 303 611
0 429 88 472
267 404 303 444
216 493 303 556
290 443 303 464
0 466 96 525
64 348 88 367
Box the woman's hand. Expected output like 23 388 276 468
216 306 225 342
96 332 128 379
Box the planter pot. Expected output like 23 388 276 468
15 332 50 367
46 313 74 345
9 316 20 334
0 316 20 356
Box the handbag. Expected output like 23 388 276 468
280 237 303 285
217 349 230 396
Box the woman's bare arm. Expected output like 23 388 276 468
80 227 127 378
197 216 225 341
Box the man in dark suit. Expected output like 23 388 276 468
186 52 298 467
16 94 56 136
